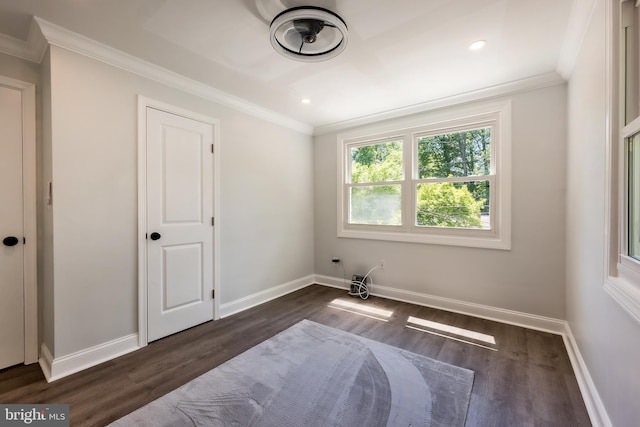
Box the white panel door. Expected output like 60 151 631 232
146 107 214 342
0 85 24 369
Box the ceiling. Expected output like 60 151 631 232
0 0 577 130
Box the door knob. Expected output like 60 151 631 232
150 232 161 241
2 236 19 247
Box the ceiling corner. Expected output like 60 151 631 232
556 0 600 79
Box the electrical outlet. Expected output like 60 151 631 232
378 259 385 269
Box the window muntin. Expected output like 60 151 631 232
338 103 510 249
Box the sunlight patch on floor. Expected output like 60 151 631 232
406 316 498 351
328 298 393 322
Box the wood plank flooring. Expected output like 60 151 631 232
0 285 591 426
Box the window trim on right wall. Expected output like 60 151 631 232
604 0 640 324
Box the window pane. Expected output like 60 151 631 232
350 141 403 183
417 128 491 179
416 181 490 229
623 0 640 125
629 134 640 259
349 185 401 225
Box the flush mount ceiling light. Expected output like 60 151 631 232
270 6 348 62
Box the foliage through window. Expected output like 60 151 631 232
339 102 511 250
348 141 402 225
415 128 491 229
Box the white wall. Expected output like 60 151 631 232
45 46 314 357
220 113 315 303
314 84 567 319
566 1 640 425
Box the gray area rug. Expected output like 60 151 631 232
110 320 474 426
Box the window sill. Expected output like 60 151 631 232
604 264 640 325
337 228 511 250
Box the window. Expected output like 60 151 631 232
348 139 403 226
338 100 511 249
604 0 640 323
629 132 640 260
623 1 640 265
415 126 492 230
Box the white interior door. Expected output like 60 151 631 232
0 85 25 369
146 107 214 342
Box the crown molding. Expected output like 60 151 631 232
313 71 566 136
0 17 47 63
556 0 599 79
32 17 313 135
2 16 574 138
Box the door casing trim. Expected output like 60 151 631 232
137 95 220 347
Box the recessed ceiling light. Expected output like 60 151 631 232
301 98 311 104
469 40 487 51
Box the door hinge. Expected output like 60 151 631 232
23 237 26 244
212 290 215 298
211 144 214 154
212 217 215 226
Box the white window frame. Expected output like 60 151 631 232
603 0 640 324
344 136 405 230
337 100 511 250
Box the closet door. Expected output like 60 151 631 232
0 84 25 369
145 107 215 342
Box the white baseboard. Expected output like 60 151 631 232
31 275 611 427
313 274 566 335
38 334 139 382
218 274 315 318
38 343 54 381
314 275 613 426
562 325 612 427
36 275 315 381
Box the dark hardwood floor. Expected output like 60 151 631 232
0 285 590 426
